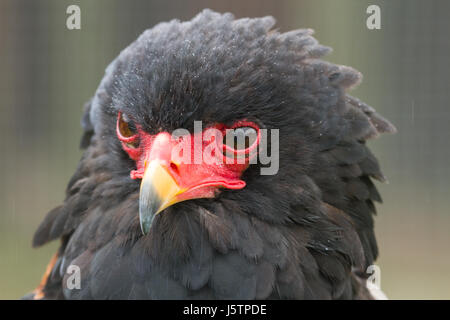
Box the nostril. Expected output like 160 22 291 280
170 162 180 175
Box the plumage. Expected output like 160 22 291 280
26 9 395 300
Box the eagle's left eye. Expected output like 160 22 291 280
223 126 258 151
117 112 139 148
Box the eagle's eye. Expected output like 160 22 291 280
223 126 258 151
117 112 140 149
221 124 260 163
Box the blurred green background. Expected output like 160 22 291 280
1 0 449 299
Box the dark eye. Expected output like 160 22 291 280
223 127 258 151
117 112 139 148
118 112 137 137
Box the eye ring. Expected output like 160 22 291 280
116 111 140 148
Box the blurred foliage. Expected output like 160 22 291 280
0 0 449 299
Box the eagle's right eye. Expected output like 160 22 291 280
117 112 139 148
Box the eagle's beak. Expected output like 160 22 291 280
139 161 185 235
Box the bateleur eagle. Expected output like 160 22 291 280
26 10 396 300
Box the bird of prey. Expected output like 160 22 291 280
26 10 396 300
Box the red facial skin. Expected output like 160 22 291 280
116 113 260 200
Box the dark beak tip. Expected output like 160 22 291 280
140 224 148 236
139 215 153 235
